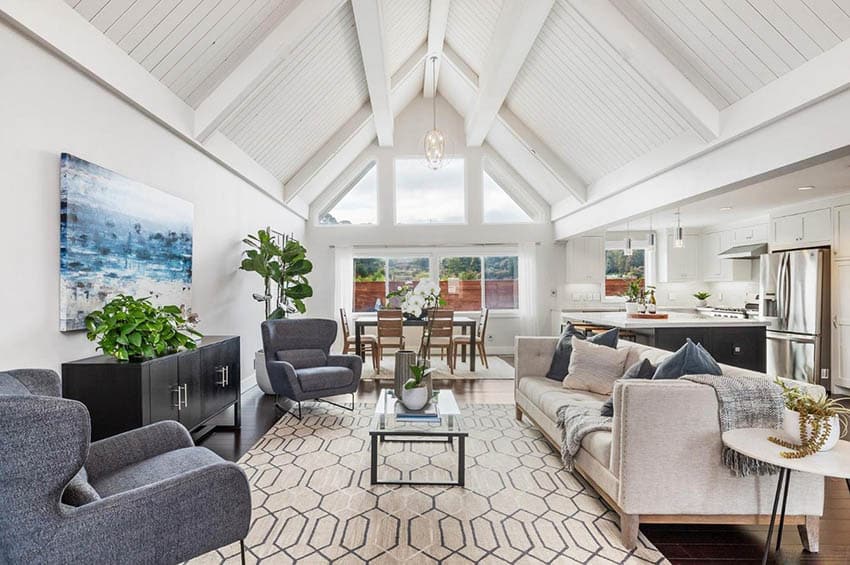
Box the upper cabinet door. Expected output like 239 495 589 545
662 233 700 282
835 205 850 258
802 208 831 243
773 214 804 244
566 236 604 284
701 232 722 281
734 224 768 244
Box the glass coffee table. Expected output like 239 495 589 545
370 388 468 487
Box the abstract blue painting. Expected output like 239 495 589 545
59 153 193 331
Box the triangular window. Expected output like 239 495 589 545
319 162 378 225
482 171 533 223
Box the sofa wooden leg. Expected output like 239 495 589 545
515 406 523 421
798 515 820 553
619 513 639 550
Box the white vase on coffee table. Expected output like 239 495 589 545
401 386 429 411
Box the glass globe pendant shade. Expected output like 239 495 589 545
424 128 446 170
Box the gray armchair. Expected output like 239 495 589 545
0 369 250 564
261 318 362 419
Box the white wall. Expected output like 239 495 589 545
305 97 561 352
0 24 305 381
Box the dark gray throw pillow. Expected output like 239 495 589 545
652 339 722 380
600 358 655 417
546 323 619 381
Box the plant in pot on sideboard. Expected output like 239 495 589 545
769 378 850 458
240 228 314 393
85 294 201 361
623 280 641 314
693 291 711 308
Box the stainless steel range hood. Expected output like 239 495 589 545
718 243 768 259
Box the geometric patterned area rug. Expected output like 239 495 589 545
189 403 668 564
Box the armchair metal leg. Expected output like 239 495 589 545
240 539 246 565
317 392 356 412
274 396 302 420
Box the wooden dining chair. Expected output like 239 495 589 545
422 309 455 374
340 308 378 371
453 308 489 369
376 309 406 361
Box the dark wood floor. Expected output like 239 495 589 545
198 365 849 565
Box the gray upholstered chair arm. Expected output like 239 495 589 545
7 368 61 397
265 359 302 398
41 462 251 564
86 420 194 481
327 354 363 376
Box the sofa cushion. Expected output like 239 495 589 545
276 348 327 369
653 339 721 380
600 358 656 417
90 447 222 498
582 431 613 470
296 366 355 392
546 323 619 381
564 337 629 395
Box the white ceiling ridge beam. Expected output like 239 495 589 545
552 87 850 239
551 38 850 221
286 47 426 205
464 0 554 147
423 0 450 98
441 48 586 203
0 0 306 220
570 0 719 142
194 0 345 142
352 0 394 147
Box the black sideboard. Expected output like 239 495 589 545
63 336 241 441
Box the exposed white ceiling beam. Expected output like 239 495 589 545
569 0 719 142
351 0 394 147
194 0 345 142
285 47 425 204
464 0 554 146
440 46 586 204
423 0 450 98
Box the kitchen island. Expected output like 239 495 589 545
562 311 768 372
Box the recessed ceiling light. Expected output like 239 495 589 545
720 206 733 211
797 186 815 191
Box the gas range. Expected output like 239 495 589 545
699 307 749 319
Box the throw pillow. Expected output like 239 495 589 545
563 337 629 395
546 323 619 381
652 339 722 380
600 358 656 417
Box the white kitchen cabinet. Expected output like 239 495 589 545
700 230 751 282
658 232 700 283
734 224 768 244
831 260 850 390
772 208 831 247
834 205 850 258
565 236 604 284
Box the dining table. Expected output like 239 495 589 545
353 313 479 371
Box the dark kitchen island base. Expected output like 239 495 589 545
629 325 766 372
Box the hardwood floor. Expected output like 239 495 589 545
198 360 849 564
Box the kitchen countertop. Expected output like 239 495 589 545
561 310 769 329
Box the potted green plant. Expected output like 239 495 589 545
769 378 850 457
240 228 314 394
693 291 711 308
85 295 201 361
401 314 436 410
623 280 641 314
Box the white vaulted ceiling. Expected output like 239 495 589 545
506 0 690 183
65 0 300 108
219 2 368 183
444 0 502 75
615 0 850 109
382 0 429 76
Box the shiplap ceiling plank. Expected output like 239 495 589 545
352 0 394 146
424 0 450 97
615 0 850 109
89 0 134 30
465 0 554 146
444 0 503 75
73 0 110 20
382 0 429 76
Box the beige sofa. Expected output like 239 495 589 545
514 336 825 550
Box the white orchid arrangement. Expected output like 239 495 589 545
387 279 444 318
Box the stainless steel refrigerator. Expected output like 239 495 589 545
759 248 830 386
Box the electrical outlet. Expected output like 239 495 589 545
668 293 676 301
487 334 494 342
550 289 557 297
572 293 582 301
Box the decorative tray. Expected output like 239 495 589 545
627 313 669 319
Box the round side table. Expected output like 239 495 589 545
722 428 850 565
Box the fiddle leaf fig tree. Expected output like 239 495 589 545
85 295 202 361
240 228 313 319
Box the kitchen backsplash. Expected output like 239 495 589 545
560 280 759 310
